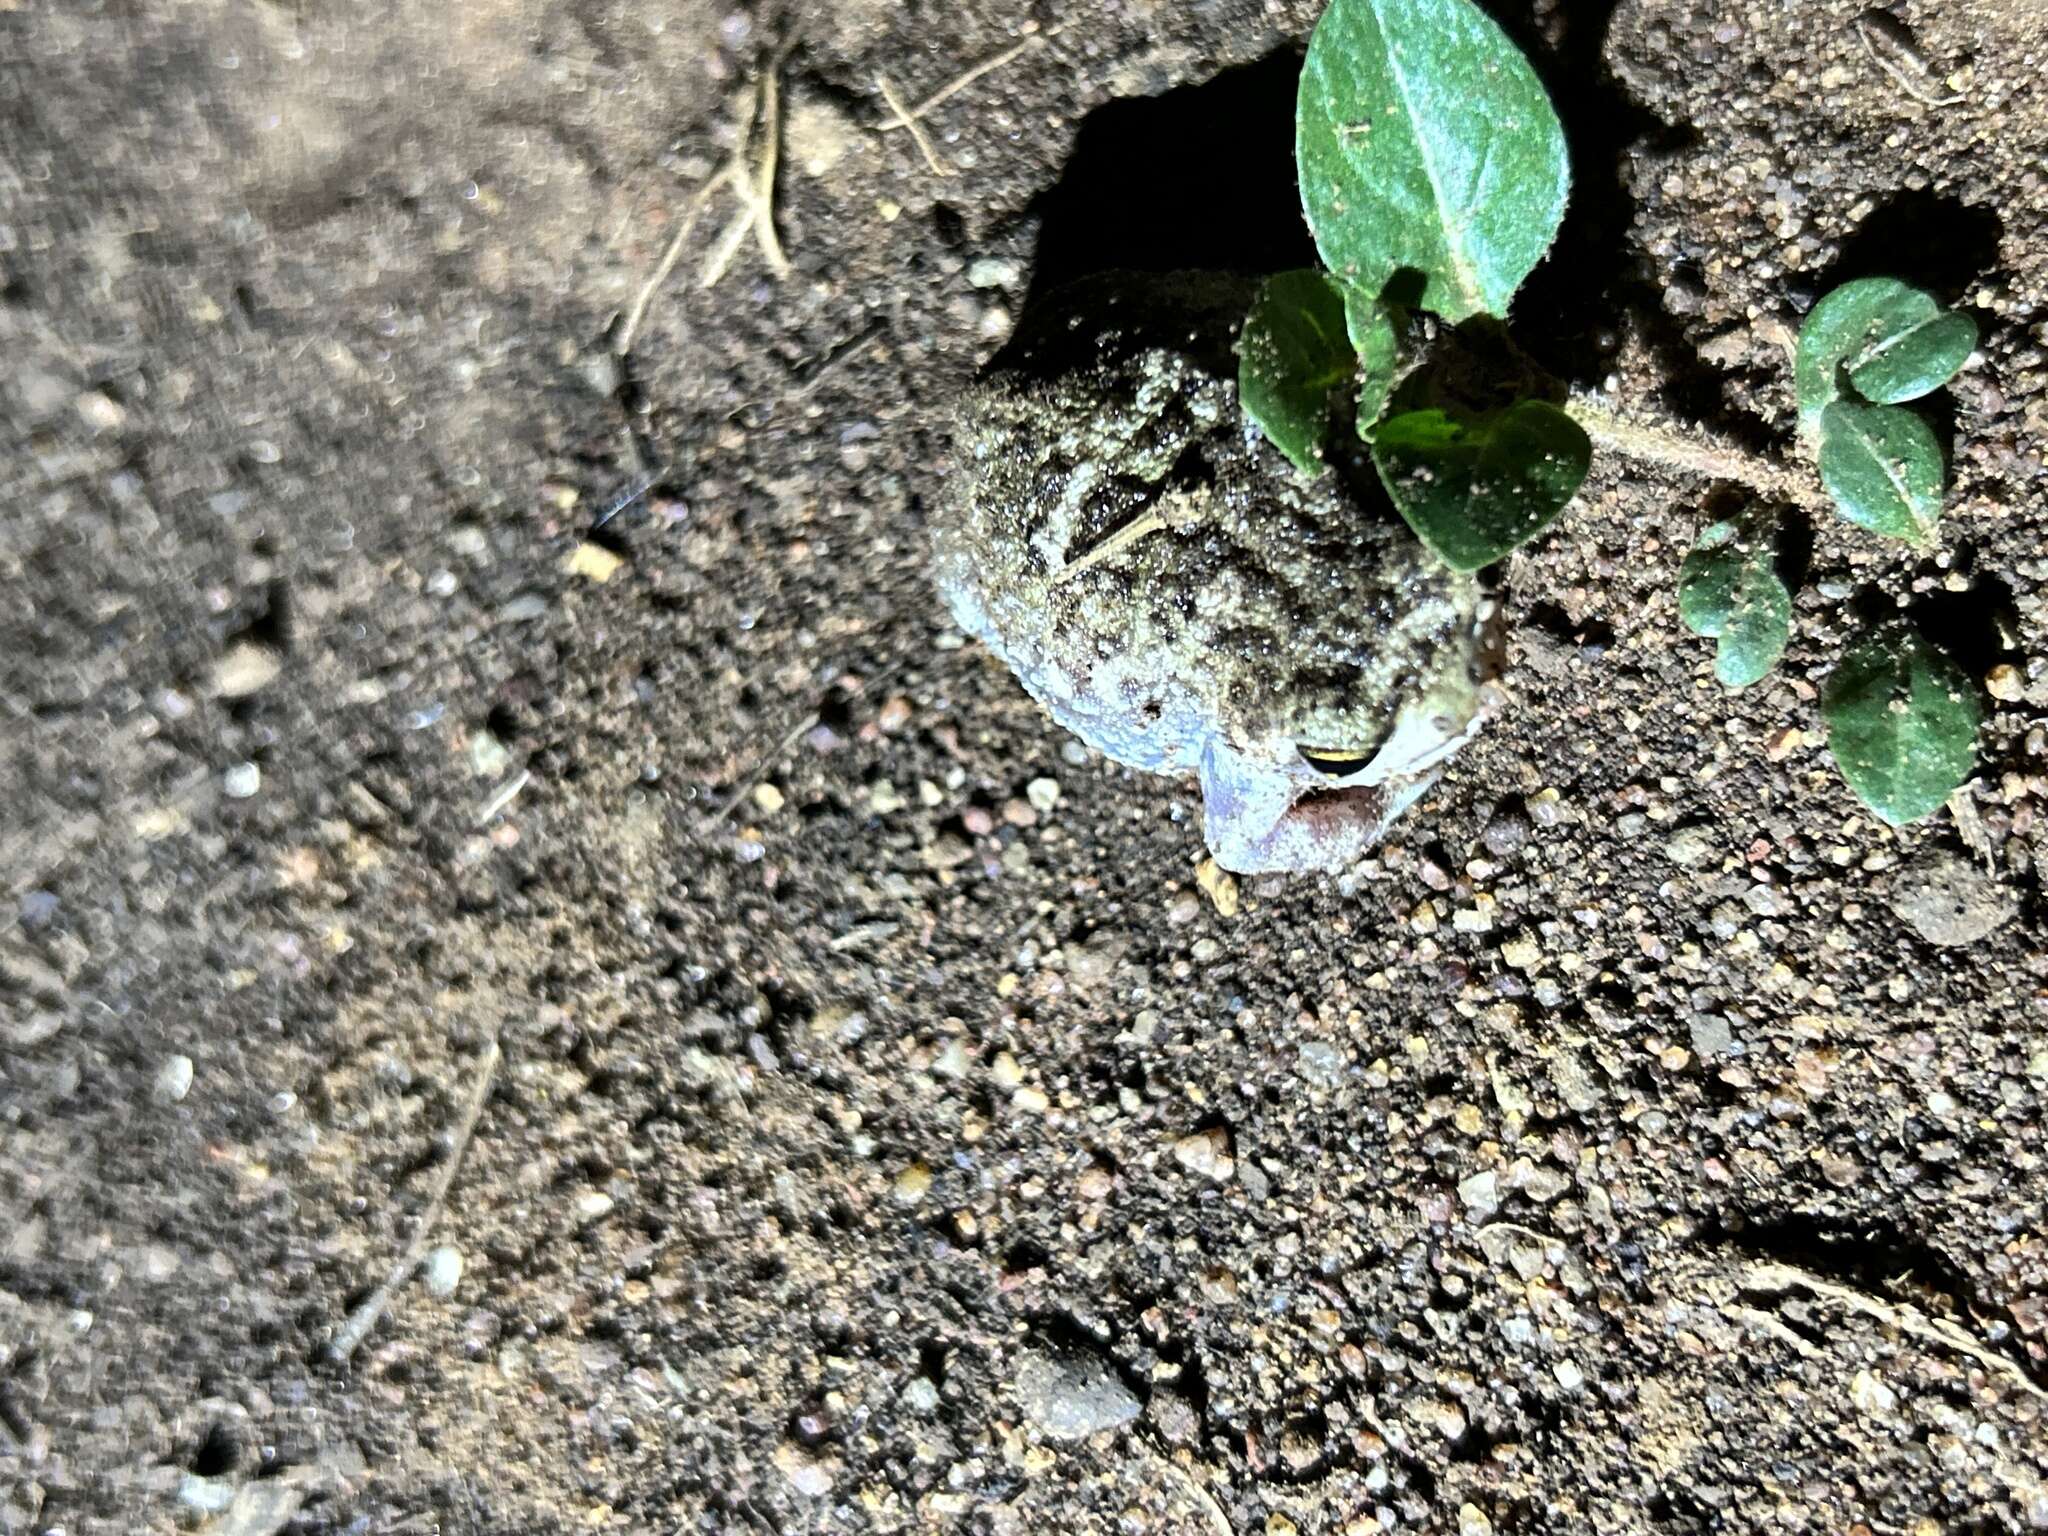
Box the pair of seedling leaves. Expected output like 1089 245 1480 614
1240 0 1984 825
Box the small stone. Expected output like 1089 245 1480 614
752 782 786 814
1012 1085 1049 1114
1499 933 1542 970
1025 777 1061 814
1553 1360 1585 1391
967 257 1023 290
209 640 282 700
901 1376 940 1413
1689 1013 1736 1057
575 1191 615 1223
1480 799 1530 857
565 542 623 583
1457 1169 1499 1215
1173 1127 1234 1182
1765 726 1803 761
1664 826 1716 868
1985 663 2024 702
469 730 513 779
1013 1349 1141 1440
1452 894 1496 933
223 762 261 799
893 1162 932 1204
772 1441 837 1497
1889 851 2016 946
1850 1369 1897 1416
1196 858 1240 917
1148 1387 1199 1445
423 1245 463 1297
154 1055 194 1104
1460 1504 1495 1536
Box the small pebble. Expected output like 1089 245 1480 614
1173 1127 1235 1182
1195 858 1240 917
223 762 261 799
154 1054 194 1104
752 782 786 814
1986 663 2023 702
423 1245 463 1297
1013 1349 1141 1440
1025 777 1060 814
565 542 623 583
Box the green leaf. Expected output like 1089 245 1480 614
1678 521 1789 689
1343 288 1402 434
1297 0 1570 323
1238 269 1357 474
1371 398 1589 571
1712 560 1791 689
1822 626 1981 825
1817 400 1946 544
1796 277 1975 429
1677 521 1744 637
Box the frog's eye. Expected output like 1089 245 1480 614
1298 742 1386 778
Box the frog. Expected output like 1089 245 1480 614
930 271 1504 875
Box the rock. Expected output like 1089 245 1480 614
1196 857 1240 917
1889 851 2016 946
209 640 282 700
423 1246 463 1297
565 542 623 583
223 762 261 799
1013 1349 1141 1440
1457 1169 1499 1216
1663 826 1717 868
772 1441 837 1497
1148 1387 1199 1445
1480 799 1530 857
1688 1013 1736 1057
1173 1126 1234 1182
149 1054 193 1104
1025 776 1060 813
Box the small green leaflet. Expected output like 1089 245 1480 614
1342 287 1401 434
1677 521 1790 689
1795 277 1976 431
1297 0 1570 323
1371 399 1589 571
1822 626 1981 825
1238 269 1357 474
1817 400 1945 544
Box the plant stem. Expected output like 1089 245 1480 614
1565 395 1826 513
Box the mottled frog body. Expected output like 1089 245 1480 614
932 273 1501 874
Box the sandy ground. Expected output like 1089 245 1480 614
3 0 2046 1531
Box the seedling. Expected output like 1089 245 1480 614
1239 0 1988 827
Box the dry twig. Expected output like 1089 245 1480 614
1741 1260 2046 1402
327 1037 501 1364
874 23 1069 130
876 75 952 177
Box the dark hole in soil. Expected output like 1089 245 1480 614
1815 189 2004 309
191 1420 239 1477
1020 49 1315 304
1907 575 2018 679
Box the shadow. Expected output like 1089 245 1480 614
1820 190 2003 307
1907 576 2017 679
1019 49 1317 307
1483 0 1705 400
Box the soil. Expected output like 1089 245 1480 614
3 1 2046 1533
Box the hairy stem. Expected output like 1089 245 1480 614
1566 395 1826 513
